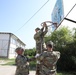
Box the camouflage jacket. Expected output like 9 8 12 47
37 51 60 74
15 55 30 75
34 26 48 44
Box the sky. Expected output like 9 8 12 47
0 0 76 49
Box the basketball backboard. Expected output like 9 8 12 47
51 0 64 31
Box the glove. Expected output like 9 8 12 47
35 54 40 58
37 60 40 64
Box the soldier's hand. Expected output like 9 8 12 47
35 54 40 58
43 22 47 27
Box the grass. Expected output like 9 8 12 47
0 58 15 65
3 61 15 65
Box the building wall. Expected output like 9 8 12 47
0 33 25 59
0 34 10 57
8 35 25 59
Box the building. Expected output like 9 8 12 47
0 32 25 59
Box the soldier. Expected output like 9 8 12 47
34 22 48 75
35 41 60 75
15 47 34 75
34 22 48 53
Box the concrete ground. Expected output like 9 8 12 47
0 65 35 75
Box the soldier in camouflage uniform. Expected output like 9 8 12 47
34 22 48 75
15 47 34 75
34 22 48 53
35 41 60 75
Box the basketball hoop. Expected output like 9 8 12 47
41 21 58 28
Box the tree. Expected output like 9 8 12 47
45 26 73 49
24 48 36 57
24 48 36 70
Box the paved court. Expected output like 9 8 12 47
0 65 35 75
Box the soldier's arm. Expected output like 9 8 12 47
43 25 48 35
56 51 60 59
36 52 46 61
34 32 40 40
41 27 44 32
52 51 60 65
40 23 48 36
15 56 24 68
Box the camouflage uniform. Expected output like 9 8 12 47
34 26 48 53
34 26 48 75
15 55 29 75
37 51 60 75
15 46 36 75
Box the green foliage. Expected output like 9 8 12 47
45 26 76 72
51 27 72 47
60 40 76 71
29 61 36 70
57 28 76 71
24 48 36 69
24 48 36 56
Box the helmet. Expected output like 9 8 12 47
46 41 53 48
15 47 24 52
35 27 40 30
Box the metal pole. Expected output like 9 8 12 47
64 18 76 23
65 4 76 18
